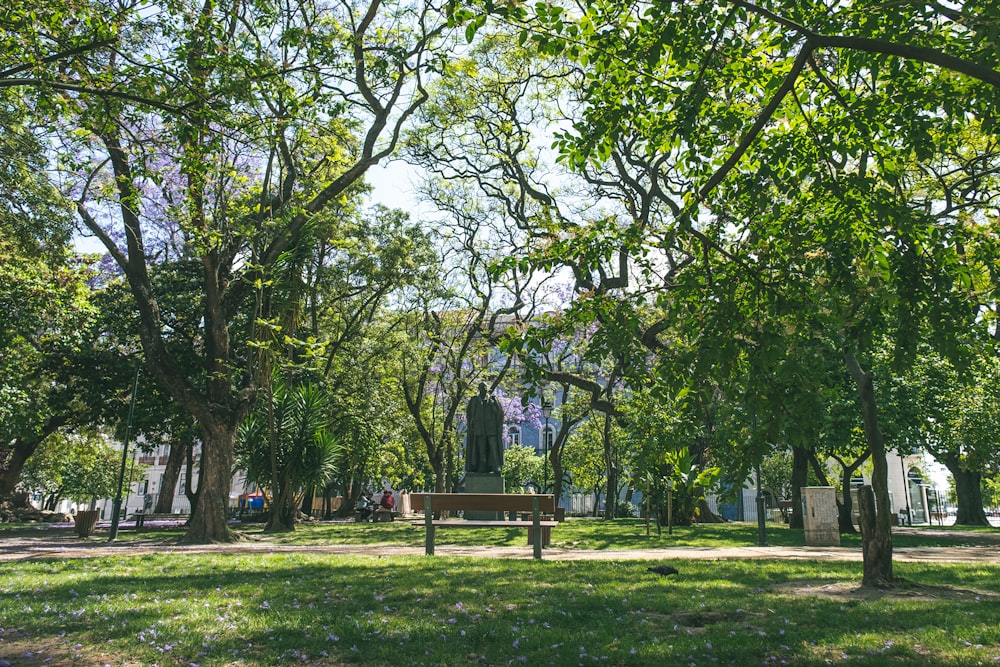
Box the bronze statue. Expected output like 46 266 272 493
465 382 504 474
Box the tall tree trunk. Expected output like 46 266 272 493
434 446 447 493
301 487 315 518
942 452 990 526
789 446 810 529
811 449 868 534
830 451 870 534
349 478 365 516
550 444 563 504
180 419 237 543
262 375 294 533
857 484 892 585
265 478 295 533
322 481 336 519
844 351 894 588
184 440 197 517
153 437 188 514
837 468 857 534
602 413 617 519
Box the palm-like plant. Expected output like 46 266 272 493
237 378 342 532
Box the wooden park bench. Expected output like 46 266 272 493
373 507 399 522
411 493 557 559
128 511 189 529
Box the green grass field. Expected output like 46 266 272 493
5 516 985 550
0 520 997 666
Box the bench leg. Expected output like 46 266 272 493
424 497 435 555
527 526 551 548
532 498 542 559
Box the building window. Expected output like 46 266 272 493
537 425 555 455
508 428 521 447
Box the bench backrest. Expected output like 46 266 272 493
411 493 555 513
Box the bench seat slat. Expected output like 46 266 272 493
412 493 555 513
416 520 559 528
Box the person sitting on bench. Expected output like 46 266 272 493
377 490 395 520
356 492 375 522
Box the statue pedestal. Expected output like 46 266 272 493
463 473 504 520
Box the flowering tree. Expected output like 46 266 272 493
4 0 453 542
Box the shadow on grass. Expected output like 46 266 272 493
1 550 998 666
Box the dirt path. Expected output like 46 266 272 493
0 530 995 563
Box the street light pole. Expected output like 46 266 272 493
755 463 767 546
899 450 911 527
109 362 141 542
541 397 552 494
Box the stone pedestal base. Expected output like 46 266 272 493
805 528 841 546
463 473 504 520
802 486 841 546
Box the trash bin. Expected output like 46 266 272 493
73 510 100 538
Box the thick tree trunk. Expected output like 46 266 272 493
153 437 187 514
184 440 198 516
789 446 810 529
181 419 238 543
858 484 892 586
942 452 990 526
265 475 296 533
844 351 893 588
695 497 726 523
0 416 68 500
0 438 39 501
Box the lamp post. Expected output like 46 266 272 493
666 478 674 535
541 397 552 494
899 450 911 527
109 362 141 542
755 463 767 546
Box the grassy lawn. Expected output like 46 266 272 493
4 516 998 550
1 520 998 666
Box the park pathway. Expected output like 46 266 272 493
0 527 995 563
